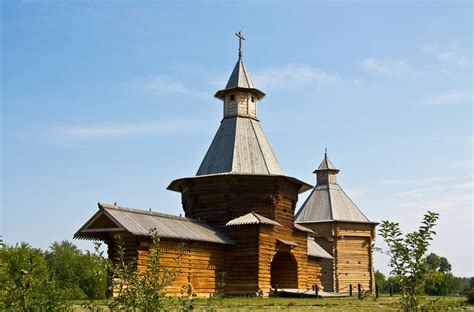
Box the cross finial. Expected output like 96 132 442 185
236 31 245 58
325 148 327 157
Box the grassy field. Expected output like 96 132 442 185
74 295 473 311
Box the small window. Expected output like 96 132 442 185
251 96 255 102
230 94 235 101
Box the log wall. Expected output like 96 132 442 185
301 221 376 293
105 236 225 297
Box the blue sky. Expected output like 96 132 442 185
2 1 472 276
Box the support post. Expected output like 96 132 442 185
389 283 393 297
375 283 379 299
349 284 352 297
315 284 319 298
358 283 361 299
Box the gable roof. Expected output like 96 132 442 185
74 203 233 245
226 212 281 226
196 117 284 176
295 184 376 224
307 239 333 259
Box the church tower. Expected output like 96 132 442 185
197 31 282 176
296 151 377 292
168 33 324 295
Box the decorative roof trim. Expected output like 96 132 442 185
226 212 281 226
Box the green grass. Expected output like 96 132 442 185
193 295 470 311
72 295 472 311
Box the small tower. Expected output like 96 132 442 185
296 151 377 292
197 31 282 176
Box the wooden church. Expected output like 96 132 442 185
75 32 375 297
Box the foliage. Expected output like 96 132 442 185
375 271 401 294
425 253 451 273
468 289 474 304
0 242 71 310
378 211 439 311
423 253 463 296
44 240 109 300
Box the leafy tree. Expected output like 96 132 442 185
424 253 462 295
378 211 439 311
0 242 70 310
425 253 452 273
44 240 108 300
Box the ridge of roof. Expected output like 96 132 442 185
98 202 196 223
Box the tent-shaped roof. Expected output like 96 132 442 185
214 56 265 100
196 117 284 175
307 239 333 259
296 184 374 223
296 152 376 224
226 212 281 226
313 150 339 173
75 203 233 245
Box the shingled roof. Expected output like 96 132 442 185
75 203 233 245
296 153 376 224
196 117 284 175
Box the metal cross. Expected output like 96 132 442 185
236 31 245 58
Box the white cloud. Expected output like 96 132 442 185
423 44 471 67
135 75 209 99
252 64 339 89
420 91 473 107
42 119 207 146
358 58 420 77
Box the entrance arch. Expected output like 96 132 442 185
270 252 298 288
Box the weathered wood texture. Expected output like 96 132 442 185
303 221 376 292
180 175 300 229
306 257 322 289
179 174 315 295
105 236 225 297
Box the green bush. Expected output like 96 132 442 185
0 243 70 310
44 241 108 300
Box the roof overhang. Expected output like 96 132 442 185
167 173 312 194
214 87 265 101
296 219 379 225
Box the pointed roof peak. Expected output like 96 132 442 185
313 149 339 173
214 32 265 100
226 57 255 89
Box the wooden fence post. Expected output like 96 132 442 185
358 283 361 299
315 284 319 298
349 284 352 297
375 283 379 298
389 283 393 297
274 284 278 298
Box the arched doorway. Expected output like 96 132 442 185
270 252 298 288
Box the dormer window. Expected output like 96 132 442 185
230 94 235 101
251 96 255 102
